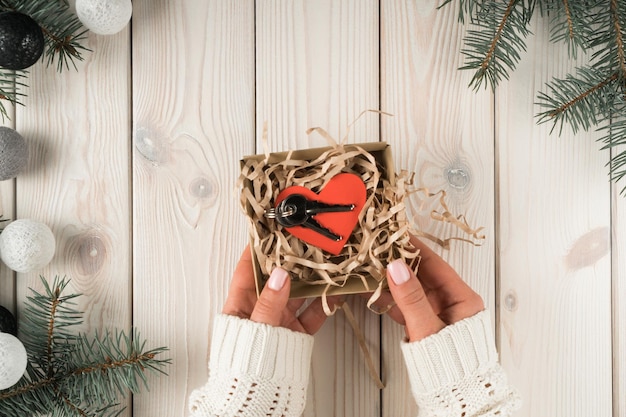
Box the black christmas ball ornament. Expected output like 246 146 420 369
0 305 17 336
0 12 45 70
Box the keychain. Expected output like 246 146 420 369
264 173 367 254
267 194 354 241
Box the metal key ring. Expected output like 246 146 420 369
264 208 277 219
264 205 296 219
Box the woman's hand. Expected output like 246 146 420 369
222 246 334 335
378 235 485 342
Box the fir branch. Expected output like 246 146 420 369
0 277 170 417
481 0 518 73
598 100 626 193
443 0 626 193
563 0 574 41
537 70 619 133
47 285 62 376
20 277 81 371
438 0 479 24
610 0 626 77
0 69 27 119
55 385 89 417
459 0 534 89
546 0 599 56
0 375 55 401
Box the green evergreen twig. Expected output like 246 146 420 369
444 0 626 194
0 277 170 417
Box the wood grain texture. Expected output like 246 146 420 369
15 32 132 337
132 1 255 415
256 0 379 150
613 152 625 417
380 1 495 415
255 1 380 415
4 2 622 416
496 16 612 417
11 27 132 415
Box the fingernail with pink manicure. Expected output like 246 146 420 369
388 260 410 285
267 268 289 291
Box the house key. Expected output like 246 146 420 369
270 194 355 241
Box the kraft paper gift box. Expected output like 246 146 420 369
239 141 414 299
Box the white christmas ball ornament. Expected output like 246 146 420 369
0 332 27 390
0 126 28 181
76 0 132 35
0 219 56 273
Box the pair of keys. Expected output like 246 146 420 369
265 194 355 241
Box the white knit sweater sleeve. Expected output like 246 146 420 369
401 310 521 417
189 314 313 417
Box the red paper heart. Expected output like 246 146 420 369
275 173 366 255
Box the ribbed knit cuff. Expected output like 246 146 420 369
208 314 314 386
400 310 498 393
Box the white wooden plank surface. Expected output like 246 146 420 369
613 154 625 417
255 1 380 416
16 29 132 327
497 16 612 417
13 27 132 415
3 2 623 417
132 0 255 415
380 1 495 415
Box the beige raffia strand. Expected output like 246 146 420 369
340 302 385 389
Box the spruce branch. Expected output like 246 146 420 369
0 277 170 417
563 0 574 40
547 0 598 56
536 68 618 133
459 0 534 89
444 0 626 193
610 0 626 77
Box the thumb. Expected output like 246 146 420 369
387 259 446 342
250 267 291 327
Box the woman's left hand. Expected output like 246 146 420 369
222 245 336 335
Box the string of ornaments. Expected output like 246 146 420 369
0 0 134 402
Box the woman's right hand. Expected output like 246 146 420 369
377 235 485 342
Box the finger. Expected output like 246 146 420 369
222 245 258 318
296 298 329 335
250 267 291 327
297 295 343 334
287 298 307 315
409 235 484 323
387 259 445 342
362 291 405 325
409 235 463 288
